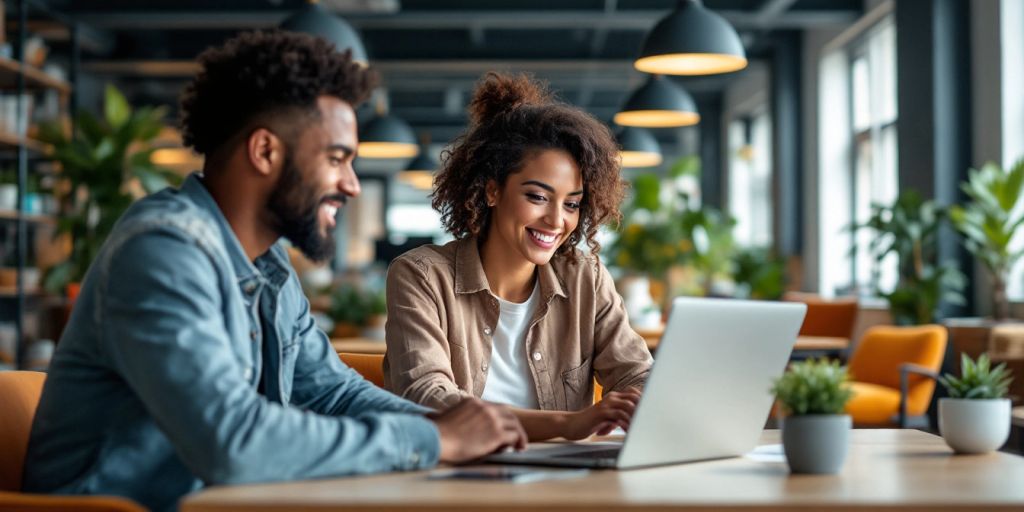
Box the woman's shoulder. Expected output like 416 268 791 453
388 239 458 276
548 246 605 284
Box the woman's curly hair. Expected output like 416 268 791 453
179 30 377 156
432 72 626 259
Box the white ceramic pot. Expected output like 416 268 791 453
620 275 661 329
938 398 1011 454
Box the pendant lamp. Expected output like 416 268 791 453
617 127 663 168
281 0 368 65
635 0 747 76
614 75 700 128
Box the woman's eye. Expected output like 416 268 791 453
565 202 581 211
526 193 547 202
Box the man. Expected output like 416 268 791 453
23 31 527 512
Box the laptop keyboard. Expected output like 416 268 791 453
552 448 621 460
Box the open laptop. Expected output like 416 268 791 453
483 297 807 469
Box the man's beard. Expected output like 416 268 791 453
267 153 341 263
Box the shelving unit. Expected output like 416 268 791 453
1 0 77 370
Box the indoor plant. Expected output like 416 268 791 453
771 358 854 474
731 246 786 300
949 160 1024 321
937 353 1014 454
856 190 966 325
37 85 180 295
329 284 386 339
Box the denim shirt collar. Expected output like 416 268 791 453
179 172 290 292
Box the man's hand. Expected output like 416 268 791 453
429 397 528 463
564 387 642 440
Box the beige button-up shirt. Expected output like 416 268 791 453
383 237 653 411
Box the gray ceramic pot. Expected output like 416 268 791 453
781 414 851 474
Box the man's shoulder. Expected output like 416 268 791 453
111 188 223 254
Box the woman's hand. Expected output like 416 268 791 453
563 387 642 440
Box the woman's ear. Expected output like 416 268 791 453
485 179 499 207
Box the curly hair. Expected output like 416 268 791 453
179 30 378 156
431 72 626 259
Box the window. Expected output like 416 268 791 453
1001 0 1024 301
727 111 772 247
819 16 898 297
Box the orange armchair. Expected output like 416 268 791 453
844 325 947 428
0 371 144 512
338 352 385 387
783 292 859 339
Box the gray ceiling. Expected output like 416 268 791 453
36 1 861 144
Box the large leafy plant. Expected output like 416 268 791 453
771 358 854 415
38 85 180 292
949 160 1024 320
608 156 736 295
855 191 966 325
732 247 786 300
939 353 1014 400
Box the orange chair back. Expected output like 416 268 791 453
0 491 146 512
0 371 46 492
338 352 385 387
784 293 859 338
847 325 947 414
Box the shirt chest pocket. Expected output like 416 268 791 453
561 358 593 411
278 335 302 403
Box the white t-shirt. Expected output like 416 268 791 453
480 284 541 409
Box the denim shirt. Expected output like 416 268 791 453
23 173 440 512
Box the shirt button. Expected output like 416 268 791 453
243 367 253 380
483 327 492 336
250 331 258 341
532 352 542 361
481 362 488 372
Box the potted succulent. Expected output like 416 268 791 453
855 190 967 325
949 160 1024 321
771 358 854 474
937 353 1014 454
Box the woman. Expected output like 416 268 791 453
384 72 652 441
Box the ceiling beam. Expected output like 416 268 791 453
71 9 859 31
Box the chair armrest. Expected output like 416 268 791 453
899 363 939 429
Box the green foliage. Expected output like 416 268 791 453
949 160 1024 320
608 157 737 296
854 190 966 325
329 284 386 327
732 247 786 300
771 358 854 415
38 85 181 292
939 353 1014 400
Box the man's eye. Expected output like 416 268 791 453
329 157 343 165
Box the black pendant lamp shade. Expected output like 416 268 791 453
359 115 419 159
281 1 368 65
614 75 700 128
635 0 747 76
617 127 663 168
399 149 439 190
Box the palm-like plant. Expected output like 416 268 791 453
38 85 181 292
856 191 966 325
949 160 1024 320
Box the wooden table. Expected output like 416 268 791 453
332 338 387 355
182 429 1024 511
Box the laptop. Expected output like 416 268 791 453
483 297 807 469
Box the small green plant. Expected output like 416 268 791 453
732 247 786 300
329 284 386 327
939 353 1014 400
771 358 854 415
